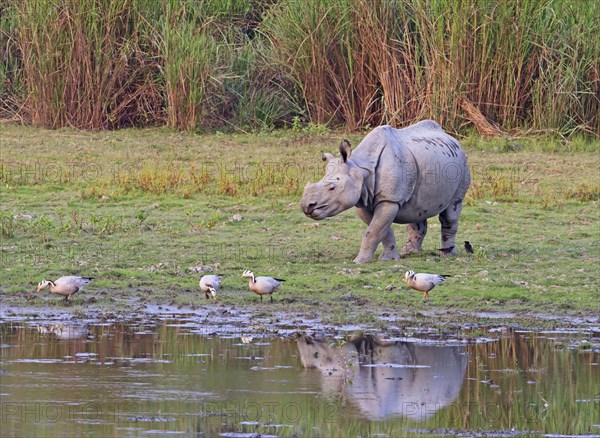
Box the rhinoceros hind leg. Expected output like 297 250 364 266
438 201 463 256
401 220 427 256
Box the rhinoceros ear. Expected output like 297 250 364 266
339 140 352 163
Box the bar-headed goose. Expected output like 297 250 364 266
403 270 446 299
36 276 93 302
199 275 221 302
241 270 284 302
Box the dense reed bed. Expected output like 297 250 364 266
1 0 598 135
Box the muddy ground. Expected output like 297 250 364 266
2 303 599 341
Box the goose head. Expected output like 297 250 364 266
36 280 54 292
241 270 254 280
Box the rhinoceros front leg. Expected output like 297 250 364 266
400 220 428 256
355 207 400 261
354 202 400 264
438 201 463 256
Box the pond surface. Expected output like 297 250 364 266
0 317 598 437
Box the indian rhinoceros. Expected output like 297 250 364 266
300 120 470 264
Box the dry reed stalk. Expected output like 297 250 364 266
460 98 503 137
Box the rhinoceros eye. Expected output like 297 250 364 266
329 186 335 191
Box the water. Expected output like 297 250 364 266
0 319 598 437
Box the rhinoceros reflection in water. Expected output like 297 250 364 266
297 335 467 420
37 324 89 340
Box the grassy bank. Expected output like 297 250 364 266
1 0 598 134
0 126 598 324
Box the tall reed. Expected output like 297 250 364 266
226 37 301 130
162 0 257 130
12 0 162 129
2 0 598 135
162 0 297 130
263 0 599 135
528 1 599 135
262 0 384 129
0 1 23 120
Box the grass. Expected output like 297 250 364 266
0 125 599 325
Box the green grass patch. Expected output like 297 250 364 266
1 126 598 323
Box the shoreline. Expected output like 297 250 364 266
3 303 598 337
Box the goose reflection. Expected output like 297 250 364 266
297 335 467 420
37 324 89 340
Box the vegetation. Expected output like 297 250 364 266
1 126 598 322
1 0 598 135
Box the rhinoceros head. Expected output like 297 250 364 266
301 140 366 220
